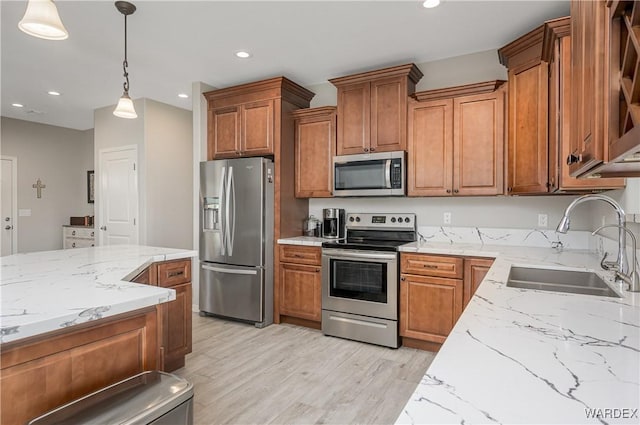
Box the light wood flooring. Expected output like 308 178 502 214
175 313 435 425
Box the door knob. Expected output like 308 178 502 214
5 225 12 230
100 226 107 231
4 217 9 221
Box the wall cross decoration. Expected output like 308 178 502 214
32 178 46 198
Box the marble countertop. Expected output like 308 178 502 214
396 242 640 424
0 245 197 344
277 236 339 246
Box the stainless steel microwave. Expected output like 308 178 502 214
333 151 406 197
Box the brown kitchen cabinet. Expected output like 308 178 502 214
463 257 494 309
131 258 192 372
400 253 464 349
329 64 423 155
292 107 336 198
278 245 322 328
408 81 506 197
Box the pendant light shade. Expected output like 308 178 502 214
113 1 137 119
18 0 69 40
113 92 137 119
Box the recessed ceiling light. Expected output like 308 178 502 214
235 51 251 59
12 103 24 108
48 91 61 96
423 0 441 8
178 93 189 99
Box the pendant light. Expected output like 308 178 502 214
18 0 69 40
113 1 137 119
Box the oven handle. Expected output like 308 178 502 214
322 249 397 261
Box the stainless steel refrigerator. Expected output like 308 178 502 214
199 157 274 327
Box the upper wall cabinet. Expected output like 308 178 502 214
568 0 640 178
204 77 314 160
329 64 423 155
407 81 506 197
291 107 336 198
499 15 624 194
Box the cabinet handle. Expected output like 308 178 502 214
422 264 438 269
370 147 376 152
293 254 303 258
400 276 406 281
72 230 76 236
363 148 369 153
446 189 451 194
453 189 459 194
72 242 76 248
91 231 95 237
566 153 582 165
315 268 320 273
507 187 513 193
168 270 184 278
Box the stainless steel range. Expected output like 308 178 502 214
321 213 416 348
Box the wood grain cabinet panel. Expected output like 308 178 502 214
277 246 322 327
280 263 322 322
463 258 494 309
161 283 192 372
330 64 423 155
0 309 158 425
242 100 274 156
401 253 463 279
408 81 506 197
407 98 453 196
292 107 336 198
157 259 191 288
209 106 241 158
400 274 463 344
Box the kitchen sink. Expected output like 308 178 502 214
506 266 621 298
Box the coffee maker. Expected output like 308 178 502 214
322 208 345 239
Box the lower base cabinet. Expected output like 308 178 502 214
400 253 494 351
131 259 192 372
277 245 322 328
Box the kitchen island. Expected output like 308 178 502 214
0 245 197 425
395 242 640 424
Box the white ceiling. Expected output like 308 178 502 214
1 0 570 131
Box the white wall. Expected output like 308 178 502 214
145 100 193 249
1 117 94 252
94 98 193 249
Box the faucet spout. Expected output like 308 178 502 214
556 194 628 275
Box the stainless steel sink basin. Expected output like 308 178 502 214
507 266 621 298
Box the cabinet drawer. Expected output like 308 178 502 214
63 238 96 249
157 260 191 288
279 245 321 266
401 253 463 278
63 227 95 239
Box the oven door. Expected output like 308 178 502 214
322 248 398 320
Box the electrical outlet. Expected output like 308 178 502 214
443 212 451 225
538 213 548 228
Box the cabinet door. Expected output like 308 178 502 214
400 274 463 344
370 76 406 153
337 82 370 155
295 113 336 198
569 0 607 175
280 263 322 322
161 283 192 372
241 100 274 156
463 258 494 309
454 89 505 196
407 99 454 196
507 63 549 194
209 106 241 159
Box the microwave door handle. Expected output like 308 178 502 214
385 160 391 188
219 166 226 256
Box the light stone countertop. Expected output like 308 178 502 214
277 236 338 247
396 241 640 424
0 245 197 344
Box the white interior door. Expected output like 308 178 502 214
0 156 18 256
98 147 138 245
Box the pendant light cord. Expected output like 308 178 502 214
122 13 130 93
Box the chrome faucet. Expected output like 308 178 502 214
556 194 628 276
593 225 639 292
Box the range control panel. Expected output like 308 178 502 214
345 213 416 230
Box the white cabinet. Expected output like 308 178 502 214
63 226 95 249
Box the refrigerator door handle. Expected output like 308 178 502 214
202 264 258 275
219 166 227 256
228 166 236 255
